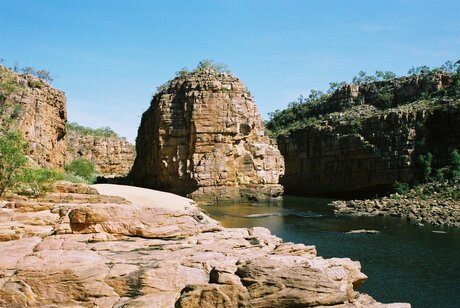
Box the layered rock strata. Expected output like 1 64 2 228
66 130 136 175
277 73 460 196
0 184 409 307
0 65 67 168
130 70 285 204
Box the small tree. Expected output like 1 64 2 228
375 70 396 80
0 132 28 196
408 66 431 76
35 70 53 83
21 66 36 75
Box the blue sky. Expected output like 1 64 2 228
1 0 459 142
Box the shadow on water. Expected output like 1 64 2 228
201 195 460 308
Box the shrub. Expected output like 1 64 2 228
417 153 433 182
0 132 28 196
449 149 460 178
377 88 394 109
28 80 42 89
394 181 410 194
64 159 96 183
15 168 59 197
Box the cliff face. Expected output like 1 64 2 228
276 72 460 196
65 130 136 175
0 65 67 169
130 70 284 204
1 65 135 174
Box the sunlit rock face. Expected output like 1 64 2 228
130 70 285 204
66 130 136 176
0 65 67 169
277 72 460 197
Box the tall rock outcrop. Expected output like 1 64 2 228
0 65 67 169
130 70 284 204
276 72 460 196
65 130 135 175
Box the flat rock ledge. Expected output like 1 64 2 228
332 197 460 228
0 186 409 307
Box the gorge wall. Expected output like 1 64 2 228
130 70 285 204
65 130 135 175
276 72 460 196
0 65 67 169
0 65 135 175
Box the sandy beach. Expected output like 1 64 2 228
92 184 196 211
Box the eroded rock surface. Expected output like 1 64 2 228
130 70 284 204
66 130 136 175
277 73 460 196
0 184 409 307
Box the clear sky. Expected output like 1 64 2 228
1 0 459 142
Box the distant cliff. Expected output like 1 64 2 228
130 68 284 204
0 65 67 168
272 71 460 197
66 129 135 175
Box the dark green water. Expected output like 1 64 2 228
202 196 460 308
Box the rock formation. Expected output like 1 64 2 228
130 70 284 204
0 183 409 307
1 65 135 174
0 65 67 169
276 72 460 196
66 130 136 175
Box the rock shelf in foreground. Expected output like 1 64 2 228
0 184 409 307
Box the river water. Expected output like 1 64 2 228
202 196 460 308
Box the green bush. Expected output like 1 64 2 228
0 132 28 196
449 149 460 178
64 159 96 183
377 88 394 109
28 80 42 89
14 168 59 197
394 181 410 194
417 153 433 182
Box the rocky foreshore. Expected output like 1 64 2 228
332 196 460 227
0 183 409 307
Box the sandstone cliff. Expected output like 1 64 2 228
130 69 284 204
66 130 135 175
0 65 67 169
274 72 460 196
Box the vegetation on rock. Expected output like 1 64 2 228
0 131 97 197
64 159 96 183
157 59 231 93
66 122 119 138
266 59 460 137
0 132 28 196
